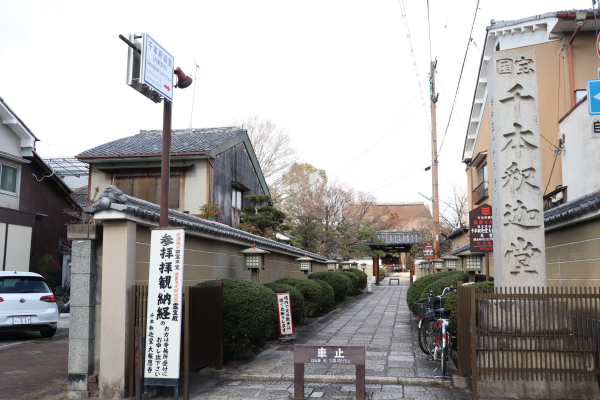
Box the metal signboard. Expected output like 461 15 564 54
587 79 600 115
277 293 294 336
141 33 174 102
469 203 493 253
144 228 185 386
423 242 434 260
597 33 600 58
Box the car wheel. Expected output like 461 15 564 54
40 326 57 338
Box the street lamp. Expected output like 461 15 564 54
296 255 315 278
325 259 337 271
239 244 270 283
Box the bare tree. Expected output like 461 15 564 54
233 115 298 194
440 182 469 231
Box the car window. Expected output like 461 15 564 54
0 277 51 293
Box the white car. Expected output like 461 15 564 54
0 271 59 337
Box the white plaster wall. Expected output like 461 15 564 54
87 158 208 213
0 124 21 157
560 99 600 200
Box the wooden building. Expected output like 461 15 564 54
0 97 76 285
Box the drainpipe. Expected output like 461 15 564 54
567 13 587 108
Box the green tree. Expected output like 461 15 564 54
237 195 289 238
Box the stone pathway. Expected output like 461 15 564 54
225 279 457 381
191 380 469 399
173 279 467 399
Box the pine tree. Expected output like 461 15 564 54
237 195 290 238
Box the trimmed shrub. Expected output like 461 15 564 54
418 272 469 301
338 271 359 294
348 268 367 290
379 267 386 281
198 279 276 361
273 278 323 317
263 283 305 327
313 280 335 313
444 281 494 337
308 271 350 303
407 271 463 315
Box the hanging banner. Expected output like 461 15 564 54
144 228 185 385
277 293 294 336
469 203 494 253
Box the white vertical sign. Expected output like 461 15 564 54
144 229 185 381
141 32 175 102
277 293 294 335
366 276 372 293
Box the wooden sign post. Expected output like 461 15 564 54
293 345 365 400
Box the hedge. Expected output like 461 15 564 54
379 267 386 281
419 273 493 301
313 279 335 313
198 279 276 361
348 268 367 290
443 281 494 338
263 283 306 329
407 271 463 315
338 270 359 294
273 278 323 317
308 271 350 303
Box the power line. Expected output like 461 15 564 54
426 0 433 62
276 101 427 204
398 0 430 131
437 0 481 158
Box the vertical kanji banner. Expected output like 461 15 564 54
144 228 185 384
469 203 493 253
277 293 293 336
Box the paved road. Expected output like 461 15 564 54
157 279 467 399
0 316 69 399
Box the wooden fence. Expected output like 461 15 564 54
128 284 223 399
457 282 600 399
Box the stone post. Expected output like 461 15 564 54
98 219 137 399
67 224 102 392
488 49 546 287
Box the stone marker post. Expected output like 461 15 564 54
488 49 546 287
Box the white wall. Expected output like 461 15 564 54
0 124 21 157
560 99 600 200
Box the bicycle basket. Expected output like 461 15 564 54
414 297 446 318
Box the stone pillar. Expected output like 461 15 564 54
99 220 137 399
488 49 546 287
67 225 102 392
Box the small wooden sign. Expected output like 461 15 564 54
366 276 372 293
294 345 365 399
276 293 293 335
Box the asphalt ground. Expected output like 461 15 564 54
0 316 69 400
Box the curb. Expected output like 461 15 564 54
223 373 453 387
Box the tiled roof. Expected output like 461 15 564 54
77 127 244 157
86 185 327 261
376 230 421 245
488 9 597 30
544 188 600 228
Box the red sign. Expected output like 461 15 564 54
597 33 600 58
469 203 493 253
423 242 434 260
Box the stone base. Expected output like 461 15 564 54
477 378 600 399
68 374 88 391
68 390 89 399
279 335 296 344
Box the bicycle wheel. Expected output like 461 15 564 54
421 318 437 356
441 346 448 375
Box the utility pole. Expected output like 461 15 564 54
429 60 440 260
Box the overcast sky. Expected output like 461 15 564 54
0 0 590 204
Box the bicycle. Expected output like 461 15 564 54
56 282 71 314
420 286 456 375
413 289 446 355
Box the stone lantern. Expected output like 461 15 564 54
239 244 270 283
